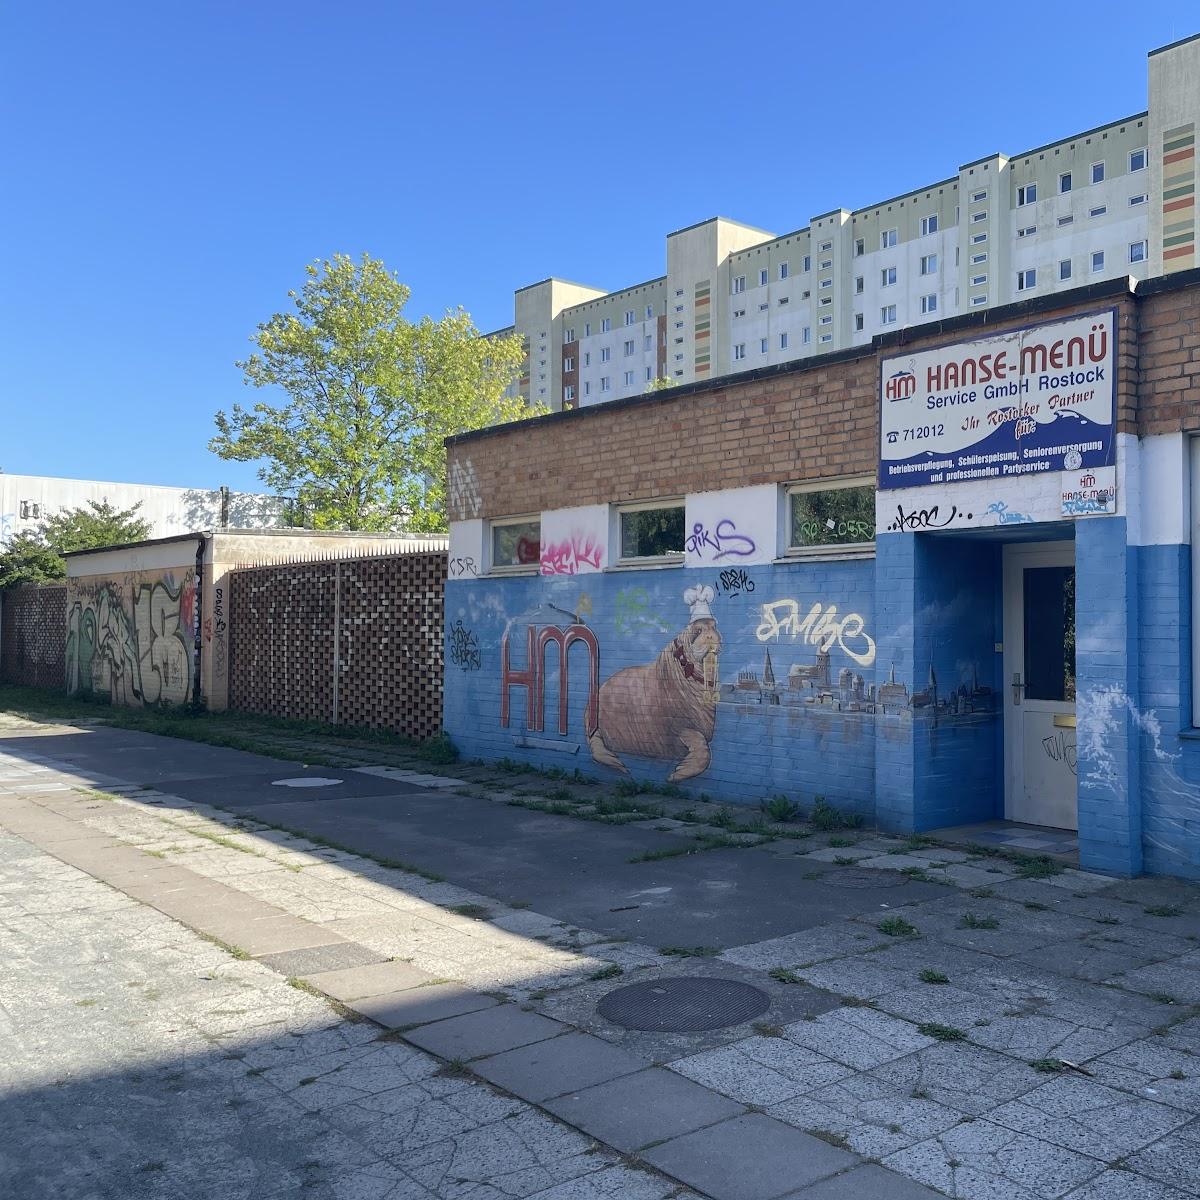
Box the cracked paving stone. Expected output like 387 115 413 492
1080 1040 1200 1114
870 1042 1044 1116
1124 1118 1200 1194
884 1118 1103 1200
780 1006 935 1070
670 1035 852 1105
1061 1168 1198 1199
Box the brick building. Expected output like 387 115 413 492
445 268 1200 881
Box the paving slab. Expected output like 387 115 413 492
1118 1118 1200 1194
199 914 344 957
642 1112 856 1200
544 1067 745 1152
302 958 433 1001
788 1162 948 1198
471 1030 649 1101
255 940 385 976
349 983 497 1028
402 1002 565 1061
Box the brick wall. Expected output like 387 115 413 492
1136 279 1200 436
227 552 446 739
449 287 1145 521
0 584 66 689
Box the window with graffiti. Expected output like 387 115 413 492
491 519 541 569
618 503 685 561
788 484 875 551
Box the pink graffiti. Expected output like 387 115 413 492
541 532 603 576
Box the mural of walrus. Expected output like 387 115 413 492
588 586 721 782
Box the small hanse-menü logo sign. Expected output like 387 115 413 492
885 370 916 401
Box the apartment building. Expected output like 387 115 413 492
488 32 1200 412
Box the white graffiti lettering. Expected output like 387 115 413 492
754 599 876 667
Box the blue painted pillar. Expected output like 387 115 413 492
1075 517 1143 876
874 532 918 832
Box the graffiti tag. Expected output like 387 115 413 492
685 519 756 561
541 533 603 576
449 620 481 671
986 501 1034 525
797 518 874 544
885 503 967 533
1042 730 1078 776
755 599 877 667
614 587 670 636
449 556 479 578
716 568 755 596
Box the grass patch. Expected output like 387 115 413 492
806 1129 851 1151
1030 1058 1066 1074
1012 855 1062 879
447 903 490 920
761 795 802 823
769 968 803 985
1145 905 1185 918
827 836 857 849
918 1022 967 1042
811 797 864 831
968 887 994 899
833 855 860 866
918 968 949 985
628 845 694 864
878 916 919 938
1094 915 1121 925
752 1021 784 1038
1023 901 1049 911
659 945 719 958
198 932 250 960
588 964 623 981
959 913 1000 930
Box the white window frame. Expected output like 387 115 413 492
563 356 574 371
920 253 937 275
971 273 987 286
920 293 937 314
972 210 988 223
760 337 768 354
1059 172 1072 194
732 275 746 294
819 240 832 252
920 214 938 235
1091 250 1105 273
1059 259 1072 281
972 232 988 244
1089 205 1107 218
623 369 635 386
971 252 987 264
1017 183 1037 206
779 262 789 279
880 228 897 249
733 343 746 360
802 327 811 344
779 331 788 349
759 269 768 286
1130 240 1147 264
881 266 897 287
972 189 987 202
854 313 864 331
623 339 635 356
624 310 635 326
601 317 611 332
1130 194 1147 207
783 476 876 561
600 375 611 392
803 255 812 271
489 515 541 575
818 333 833 344
880 304 897 325
563 384 575 403
971 295 988 307
1017 269 1036 291
1130 148 1147 173
600 346 611 363
613 499 685 568
1091 161 1105 184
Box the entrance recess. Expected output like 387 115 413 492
1002 541 1077 830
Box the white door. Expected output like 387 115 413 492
1002 542 1077 830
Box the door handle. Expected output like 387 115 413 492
1012 672 1024 705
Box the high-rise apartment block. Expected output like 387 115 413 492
487 34 1200 412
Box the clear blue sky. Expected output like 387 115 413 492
0 3 1192 493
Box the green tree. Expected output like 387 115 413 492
645 374 676 393
209 253 530 532
0 500 151 587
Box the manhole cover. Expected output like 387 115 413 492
824 869 905 889
597 977 770 1031
270 777 343 788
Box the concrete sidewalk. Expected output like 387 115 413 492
4 715 1200 1199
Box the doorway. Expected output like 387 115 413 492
1002 541 1077 830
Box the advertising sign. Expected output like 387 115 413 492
879 308 1116 491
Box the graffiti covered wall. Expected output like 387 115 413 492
66 569 196 707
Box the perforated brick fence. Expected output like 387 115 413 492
0 584 66 689
227 551 446 739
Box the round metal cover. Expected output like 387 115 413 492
597 976 770 1031
824 869 905 889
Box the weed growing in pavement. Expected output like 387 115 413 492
918 969 949 985
589 964 623 981
806 1130 851 1151
659 945 719 958
1023 901 1049 911
768 968 803 985
827 836 857 848
762 795 802 823
1170 1068 1188 1080
968 887 994 899
878 916 919 938
1145 905 1185 918
811 798 864 831
1030 1059 1066 1073
959 913 1000 930
833 855 860 866
753 1022 784 1038
918 1023 967 1042
447 903 490 920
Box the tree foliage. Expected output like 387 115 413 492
0 500 152 587
209 254 530 532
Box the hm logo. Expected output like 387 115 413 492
885 370 916 401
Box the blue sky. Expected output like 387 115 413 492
0 3 1192 493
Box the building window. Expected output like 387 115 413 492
1017 268 1036 291
645 304 654 319
1017 225 1036 238
624 310 635 326
881 228 897 249
563 356 574 371
921 293 937 314
971 273 987 286
584 352 592 367
1059 259 1072 281
1130 193 1147 207
583 381 591 396
644 334 653 351
600 347 610 362
1130 148 1147 173
733 343 746 360
971 252 987 264
1059 172 1072 194
584 322 591 337
600 376 611 392
855 275 864 294
971 232 988 244
920 214 939 236
1057 215 1074 226
1130 240 1147 263
820 277 833 289
623 370 635 386
1017 183 1037 206
920 253 937 275
881 266 897 287
802 327 811 344
819 333 833 343
759 337 769 354
971 295 988 306
972 189 987 202
1089 205 1107 218
759 303 769 311
819 314 832 325
787 481 875 554
854 238 864 256
854 313 864 331
491 518 541 571
601 317 611 332
819 240 832 252
779 332 789 350
972 210 988 223
803 255 811 271
1091 161 1105 184
759 269 768 286
778 296 789 305
563 384 575 403
1091 250 1105 272
779 262 789 279
621 339 633 356
732 275 746 294
645 366 653 381
564 327 576 343
618 503 684 563
880 304 897 324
